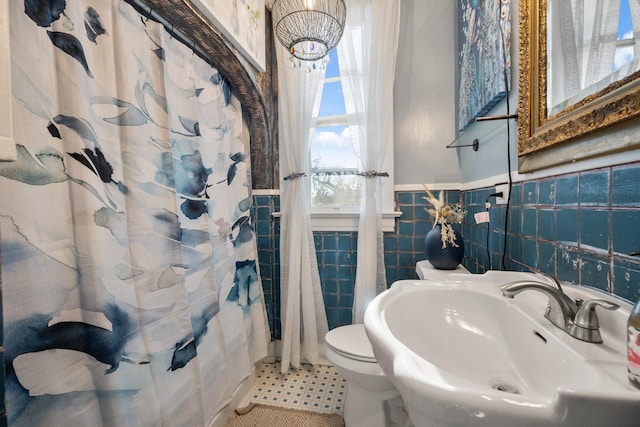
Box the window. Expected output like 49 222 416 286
308 48 398 231
310 49 361 208
614 0 635 72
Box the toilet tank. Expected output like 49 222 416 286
415 260 470 280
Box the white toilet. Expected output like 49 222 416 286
325 324 401 427
325 260 470 427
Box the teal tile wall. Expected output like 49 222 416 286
253 190 462 335
253 194 281 338
255 164 640 339
462 163 640 304
315 233 357 329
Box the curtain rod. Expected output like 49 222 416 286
123 0 213 68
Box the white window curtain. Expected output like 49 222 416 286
551 0 622 110
275 46 329 373
582 1 620 88
337 0 401 324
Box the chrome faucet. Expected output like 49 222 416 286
499 278 619 343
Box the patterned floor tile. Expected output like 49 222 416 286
239 362 348 414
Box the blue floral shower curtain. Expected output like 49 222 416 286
0 1 269 425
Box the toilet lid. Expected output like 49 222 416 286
325 324 377 362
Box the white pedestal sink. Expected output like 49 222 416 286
364 271 640 427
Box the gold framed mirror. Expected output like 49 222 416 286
518 0 640 172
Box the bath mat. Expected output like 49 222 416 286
224 403 345 427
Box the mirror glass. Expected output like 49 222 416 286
518 0 640 172
547 0 639 116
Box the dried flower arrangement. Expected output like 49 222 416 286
422 185 466 248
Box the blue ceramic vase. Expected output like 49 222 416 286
424 224 464 270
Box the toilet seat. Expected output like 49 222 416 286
325 324 377 363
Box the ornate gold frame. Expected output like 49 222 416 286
518 0 640 172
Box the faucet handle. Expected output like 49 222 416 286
573 299 619 329
570 299 620 343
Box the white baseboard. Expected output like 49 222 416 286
394 183 461 192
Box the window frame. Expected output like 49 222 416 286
308 55 399 232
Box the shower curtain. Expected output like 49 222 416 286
0 1 269 426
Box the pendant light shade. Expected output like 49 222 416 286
272 0 347 61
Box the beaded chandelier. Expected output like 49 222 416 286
272 0 347 62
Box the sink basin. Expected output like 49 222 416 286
364 271 640 427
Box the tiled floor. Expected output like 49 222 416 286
239 362 348 415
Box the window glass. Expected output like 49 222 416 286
318 81 346 116
310 125 361 206
310 49 361 207
618 0 633 40
325 49 340 78
614 0 634 71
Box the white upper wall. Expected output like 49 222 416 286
455 0 520 188
393 0 460 186
395 0 640 189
